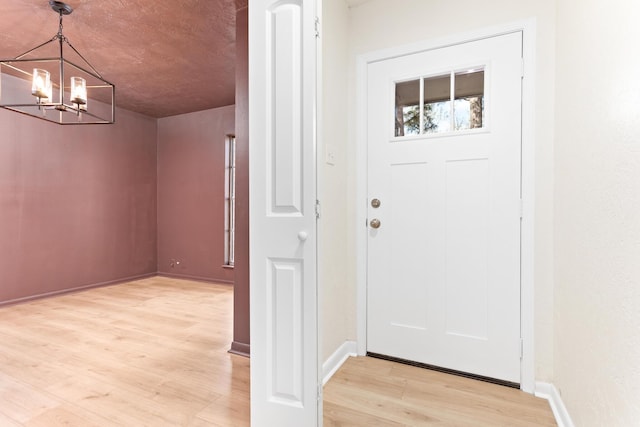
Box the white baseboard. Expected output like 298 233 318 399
535 382 575 427
322 340 357 385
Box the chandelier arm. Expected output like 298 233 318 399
13 36 58 60
63 39 105 79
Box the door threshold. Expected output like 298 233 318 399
366 352 520 389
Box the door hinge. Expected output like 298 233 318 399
317 384 322 401
520 338 524 359
519 199 524 219
315 199 321 219
314 17 320 38
521 58 525 78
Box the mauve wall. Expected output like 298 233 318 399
0 108 158 304
157 105 235 283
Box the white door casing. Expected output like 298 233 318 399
249 0 319 425
362 30 530 385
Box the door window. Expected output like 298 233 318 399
394 68 485 137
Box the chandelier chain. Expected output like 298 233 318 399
57 10 67 42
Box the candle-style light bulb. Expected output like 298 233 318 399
32 69 50 102
70 76 87 107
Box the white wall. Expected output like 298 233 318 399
344 0 557 381
320 0 354 362
554 0 640 425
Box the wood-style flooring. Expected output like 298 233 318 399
0 276 556 426
0 276 249 426
323 356 557 426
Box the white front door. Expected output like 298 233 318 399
366 32 523 383
249 0 319 425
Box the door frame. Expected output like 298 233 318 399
354 19 537 393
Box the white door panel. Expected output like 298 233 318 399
367 32 522 383
250 0 318 425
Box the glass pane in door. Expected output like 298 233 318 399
395 79 420 136
454 69 484 130
424 74 451 134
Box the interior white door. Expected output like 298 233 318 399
367 32 523 383
249 0 319 425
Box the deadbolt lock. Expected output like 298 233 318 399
371 198 381 208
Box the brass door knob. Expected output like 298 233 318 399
370 218 381 229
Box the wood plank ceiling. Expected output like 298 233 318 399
0 0 244 118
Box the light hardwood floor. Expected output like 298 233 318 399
0 276 249 426
0 277 556 426
323 356 557 426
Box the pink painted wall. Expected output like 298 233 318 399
231 6 250 355
156 106 235 283
0 108 158 303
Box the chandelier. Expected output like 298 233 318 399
0 1 115 125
